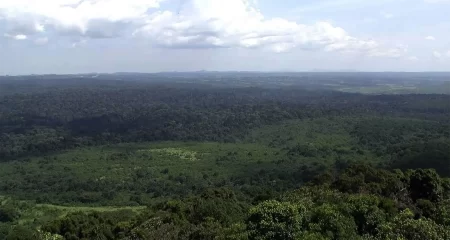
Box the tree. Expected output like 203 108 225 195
346 195 387 235
5 225 39 240
308 204 359 240
407 169 444 202
247 200 304 240
376 209 450 240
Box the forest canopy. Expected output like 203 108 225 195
0 75 449 239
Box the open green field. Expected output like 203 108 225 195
336 81 450 94
338 85 418 94
0 195 145 233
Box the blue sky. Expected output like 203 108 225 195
0 0 449 74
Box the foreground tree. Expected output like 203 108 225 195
247 200 303 240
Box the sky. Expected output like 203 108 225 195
0 0 449 74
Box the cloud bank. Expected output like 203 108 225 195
0 0 405 57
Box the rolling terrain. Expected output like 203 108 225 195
0 74 449 239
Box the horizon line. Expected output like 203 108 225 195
2 71 450 77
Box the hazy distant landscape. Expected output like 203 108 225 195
2 72 450 97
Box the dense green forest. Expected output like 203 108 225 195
0 75 449 239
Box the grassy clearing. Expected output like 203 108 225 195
338 85 417 94
34 204 146 214
0 195 145 227
18 204 145 225
142 148 199 161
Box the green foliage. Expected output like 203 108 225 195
0 81 449 240
157 188 248 226
308 204 359 240
0 206 19 223
345 195 387 235
333 164 406 199
0 223 12 240
247 200 303 240
42 210 136 240
0 114 449 206
434 200 450 226
407 169 444 202
36 230 64 240
246 166 450 240
376 209 450 240
5 225 39 240
2 165 450 240
0 142 290 205
0 82 448 162
295 232 330 240
416 199 436 218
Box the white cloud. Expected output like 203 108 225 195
0 0 164 38
0 0 405 57
14 34 27 40
407 56 419 61
134 0 403 56
433 51 442 59
432 50 450 59
4 33 27 40
425 36 436 40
